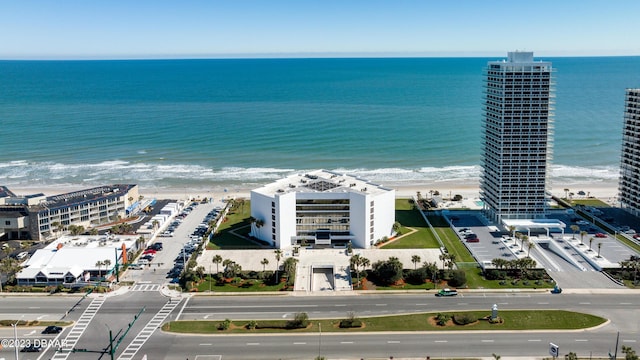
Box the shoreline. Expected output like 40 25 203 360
6 179 620 205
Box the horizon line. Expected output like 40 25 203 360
1 51 639 61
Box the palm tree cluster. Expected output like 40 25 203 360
110 222 133 235
488 257 539 280
0 257 22 291
438 253 457 270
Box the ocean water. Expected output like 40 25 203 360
1 57 638 192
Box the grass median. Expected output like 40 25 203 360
163 310 605 334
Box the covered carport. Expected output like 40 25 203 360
502 218 566 237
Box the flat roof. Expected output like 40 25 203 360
253 170 394 196
252 169 393 197
503 218 566 230
42 184 136 209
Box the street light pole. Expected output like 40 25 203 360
318 322 321 359
12 320 19 360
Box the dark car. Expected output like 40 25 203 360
140 255 154 261
21 345 41 352
466 237 479 243
42 325 62 334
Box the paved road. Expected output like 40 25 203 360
2 290 638 359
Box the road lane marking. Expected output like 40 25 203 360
537 302 549 305
620 303 633 305
387 341 400 344
190 305 318 309
340 341 354 344
623 340 637 343
247 343 260 346
175 296 189 321
434 340 448 343
415 303 429 305
481 340 494 343
334 304 346 307
579 302 591 305
575 339 588 342
375 304 387 306
293 342 306 345
28 307 40 309
199 343 212 346
528 339 541 342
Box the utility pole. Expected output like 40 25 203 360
318 322 322 359
12 321 19 360
114 247 119 282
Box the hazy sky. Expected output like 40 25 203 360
1 0 638 59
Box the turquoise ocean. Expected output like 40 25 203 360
1 57 639 193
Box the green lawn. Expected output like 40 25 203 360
207 201 264 249
163 310 605 334
381 199 440 249
196 279 288 292
427 215 475 263
567 199 610 207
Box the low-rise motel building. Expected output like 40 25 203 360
0 184 140 241
16 234 139 286
250 170 395 250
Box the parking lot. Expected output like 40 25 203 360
122 199 222 284
446 209 639 288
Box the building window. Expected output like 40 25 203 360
5 220 10 226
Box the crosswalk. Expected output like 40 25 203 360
51 296 106 360
130 284 162 292
117 297 183 360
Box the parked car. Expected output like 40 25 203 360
595 233 607 238
140 255 154 261
128 263 144 270
143 249 157 255
42 325 62 334
550 285 563 294
435 288 458 297
577 220 590 225
466 237 480 243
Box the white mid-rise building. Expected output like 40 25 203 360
619 88 640 216
250 170 395 250
480 51 555 223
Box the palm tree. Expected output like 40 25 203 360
589 237 595 251
570 225 580 239
392 221 402 235
411 255 421 269
89 228 99 236
520 235 528 252
350 254 364 287
274 249 283 278
527 241 535 257
493 353 501 360
261 258 269 271
597 242 603 258
563 188 569 199
95 260 104 280
249 216 257 236
579 231 587 245
507 225 516 238
212 254 223 274
152 220 159 231
439 253 447 270
103 259 112 279
446 254 457 270
51 221 62 238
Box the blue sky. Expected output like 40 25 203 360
1 0 638 59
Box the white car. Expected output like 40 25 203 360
576 220 589 225
16 251 28 260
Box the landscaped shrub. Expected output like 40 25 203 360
246 320 257 330
434 313 451 326
339 318 363 328
452 313 477 325
217 319 231 330
286 312 309 329
447 270 467 287
484 269 507 280
405 268 428 285
339 312 363 328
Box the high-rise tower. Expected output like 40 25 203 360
480 51 554 222
619 89 640 216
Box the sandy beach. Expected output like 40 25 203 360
6 178 620 206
